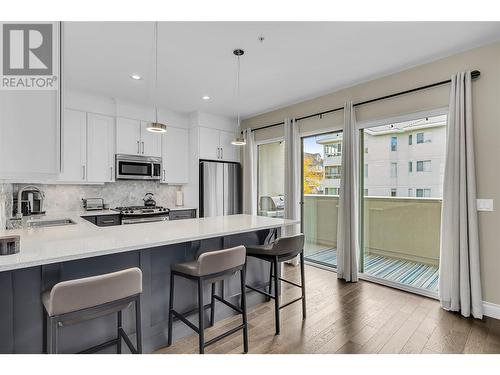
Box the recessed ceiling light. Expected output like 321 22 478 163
202 95 210 100
130 74 142 80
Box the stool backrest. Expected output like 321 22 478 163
272 233 305 257
198 245 246 276
47 267 142 316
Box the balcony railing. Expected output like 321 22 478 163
303 194 442 266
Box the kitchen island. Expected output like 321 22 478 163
0 214 298 353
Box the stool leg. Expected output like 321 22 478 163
210 282 216 327
300 252 307 320
117 310 122 354
48 317 58 354
240 266 249 353
135 296 142 354
198 278 205 354
273 257 280 335
167 272 175 346
267 261 273 302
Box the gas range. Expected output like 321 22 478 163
113 205 170 225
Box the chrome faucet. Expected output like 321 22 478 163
16 185 45 218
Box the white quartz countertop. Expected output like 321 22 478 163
0 213 298 272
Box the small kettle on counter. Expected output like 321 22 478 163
143 192 156 207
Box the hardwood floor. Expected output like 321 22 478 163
155 264 500 354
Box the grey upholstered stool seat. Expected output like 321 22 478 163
42 267 143 354
167 245 249 354
245 234 306 335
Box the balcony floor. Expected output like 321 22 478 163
305 247 439 293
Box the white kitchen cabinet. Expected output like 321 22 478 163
198 127 221 160
219 130 240 162
87 113 115 182
60 110 114 183
198 127 239 162
116 118 162 157
140 121 162 157
116 118 141 155
161 127 189 184
0 91 60 180
60 109 87 182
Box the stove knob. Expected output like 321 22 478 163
124 210 129 214
130 210 134 213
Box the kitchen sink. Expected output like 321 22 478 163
27 218 76 228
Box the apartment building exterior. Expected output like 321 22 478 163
316 115 447 198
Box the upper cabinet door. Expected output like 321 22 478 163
140 121 162 157
0 91 60 180
198 127 221 160
87 113 115 182
162 127 189 184
219 130 240 162
116 117 141 155
60 109 87 182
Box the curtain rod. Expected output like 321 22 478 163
249 70 480 132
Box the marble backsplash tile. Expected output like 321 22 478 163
0 183 13 229
8 181 182 214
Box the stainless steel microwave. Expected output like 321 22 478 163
115 154 162 180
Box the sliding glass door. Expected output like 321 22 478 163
257 140 285 218
301 131 342 268
359 114 446 295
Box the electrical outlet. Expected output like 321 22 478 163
477 199 494 212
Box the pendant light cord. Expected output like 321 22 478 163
154 21 158 123
236 54 241 129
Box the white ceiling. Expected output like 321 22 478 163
64 22 500 119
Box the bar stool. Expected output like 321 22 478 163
245 233 306 335
42 267 143 354
167 245 248 354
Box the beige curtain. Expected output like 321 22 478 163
336 102 359 282
439 71 483 319
242 128 257 215
284 118 301 236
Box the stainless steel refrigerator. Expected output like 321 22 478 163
199 161 242 217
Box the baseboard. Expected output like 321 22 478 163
483 301 500 319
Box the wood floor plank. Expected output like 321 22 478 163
155 264 499 354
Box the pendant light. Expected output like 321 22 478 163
231 49 246 146
147 21 167 133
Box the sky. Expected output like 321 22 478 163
303 135 325 156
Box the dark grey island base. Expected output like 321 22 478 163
0 228 276 354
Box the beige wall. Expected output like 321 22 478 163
243 41 500 305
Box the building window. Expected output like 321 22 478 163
416 132 424 144
364 147 368 153
325 165 341 179
408 134 412 145
390 162 398 177
391 136 397 151
391 188 397 197
324 143 342 157
364 188 369 196
364 164 368 178
408 188 413 197
325 187 339 195
416 188 431 198
408 161 412 173
416 160 431 172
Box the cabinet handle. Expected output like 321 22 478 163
217 147 220 159
142 141 145 154
110 166 113 180
101 219 115 224
221 147 223 159
82 165 86 180
137 141 140 154
163 169 166 181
